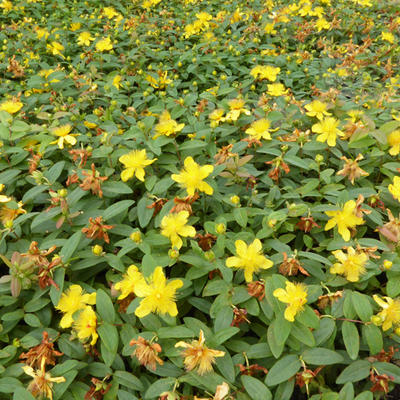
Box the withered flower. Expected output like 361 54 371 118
279 252 309 277
20 331 63 368
22 241 57 267
38 256 62 290
377 209 400 244
317 291 343 310
170 193 199 215
238 363 268 376
7 55 25 78
130 336 163 371
337 154 369 184
369 370 394 394
368 195 385 211
231 306 250 327
79 163 108 198
265 157 290 182
66 173 80 186
69 148 92 167
354 194 371 219
84 377 111 400
28 150 41 174
82 216 114 243
214 145 236 165
196 233 217 251
367 346 398 363
296 367 324 395
147 197 168 216
242 137 262 148
296 216 320 233
247 280 265 301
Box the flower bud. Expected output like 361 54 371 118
371 315 383 326
204 250 215 261
58 189 68 197
383 260 393 270
216 223 226 234
92 245 103 256
168 249 179 259
315 154 324 163
130 231 142 243
230 195 240 205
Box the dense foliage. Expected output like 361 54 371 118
0 0 400 399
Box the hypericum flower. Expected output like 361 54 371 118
47 42 65 57
103 6 118 19
305 100 331 120
250 65 280 82
325 200 365 241
69 22 81 31
175 330 225 375
226 239 273 282
146 71 172 90
130 336 163 371
114 265 144 300
315 17 330 31
51 124 79 149
0 98 23 114
381 32 395 44
264 22 277 34
209 109 225 128
388 130 400 156
0 0 12 12
336 154 369 184
171 156 214 196
77 31 94 46
312 117 344 147
96 37 113 52
82 216 114 243
331 247 368 282
112 74 122 89
267 83 288 97
0 184 11 203
0 200 26 226
55 284 96 328
273 281 308 322
134 266 183 318
73 306 98 346
22 358 65 400
154 110 184 139
389 176 400 202
245 118 273 140
373 295 400 331
118 149 157 182
225 98 251 122
160 211 196 249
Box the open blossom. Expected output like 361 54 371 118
250 65 280 81
273 281 308 322
226 239 273 282
55 284 96 328
388 130 400 156
245 118 273 140
96 37 113 51
134 266 183 318
130 336 163 371
312 117 344 147
171 156 214 196
154 110 184 139
267 83 288 97
119 149 157 182
381 31 395 44
305 100 331 120
225 98 251 122
161 210 196 249
114 265 144 300
47 41 65 57
373 295 400 332
51 124 79 149
77 31 94 46
0 98 23 114
331 247 368 282
175 330 225 375
388 176 400 202
73 306 98 346
209 108 225 128
325 200 365 241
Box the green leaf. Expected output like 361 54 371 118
114 370 144 391
157 325 194 339
351 292 372 322
372 362 400 383
233 207 248 228
338 382 354 400
96 289 115 324
314 317 336 345
290 323 315 347
362 324 383 355
302 348 344 365
354 392 373 400
336 360 371 384
60 231 82 262
241 375 272 400
137 197 154 228
213 327 239 345
98 323 118 366
215 351 235 383
342 321 359 360
296 305 320 329
13 388 35 400
103 200 134 220
265 355 301 386
144 378 176 399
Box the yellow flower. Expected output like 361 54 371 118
96 37 113 52
146 71 172 89
273 281 308 322
77 31 94 46
103 6 118 19
0 184 11 203
209 109 225 128
264 22 277 34
114 265 145 300
245 118 273 140
175 330 225 375
0 0 13 12
305 100 331 120
312 117 344 147
119 149 156 182
315 17 330 32
0 201 26 225
22 358 65 400
225 98 251 122
47 42 65 58
171 156 214 196
161 211 196 249
250 65 280 82
388 130 400 156
0 99 23 114
381 31 395 44
55 284 96 328
70 22 81 31
373 295 400 331
84 120 97 129
389 176 400 201
226 239 273 282
331 247 368 282
154 110 184 139
134 266 183 318
73 306 98 346
112 74 122 89
51 124 79 149
325 200 365 241
267 83 288 97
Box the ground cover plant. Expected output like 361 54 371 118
0 0 400 398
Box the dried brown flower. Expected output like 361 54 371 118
170 193 199 215
82 216 114 243
247 280 265 301
279 252 309 277
130 337 163 371
337 154 369 184
79 164 108 198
